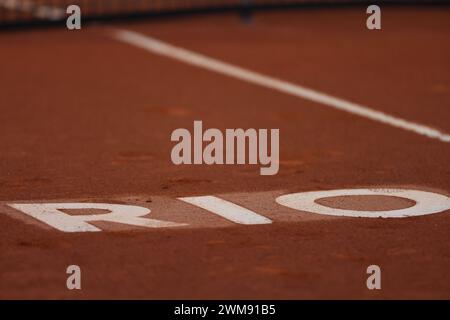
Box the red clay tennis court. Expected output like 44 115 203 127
0 1 449 300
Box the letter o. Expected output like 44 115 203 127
276 188 450 218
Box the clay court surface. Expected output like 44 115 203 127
1 6 450 299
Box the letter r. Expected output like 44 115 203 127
7 203 186 232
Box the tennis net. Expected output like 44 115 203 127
0 0 447 27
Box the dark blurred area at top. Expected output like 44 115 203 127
0 0 448 29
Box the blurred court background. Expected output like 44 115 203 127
1 0 448 28
1 0 449 300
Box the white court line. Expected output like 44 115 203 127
179 195 272 225
112 29 450 143
0 0 65 20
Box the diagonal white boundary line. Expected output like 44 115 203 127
112 29 450 143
